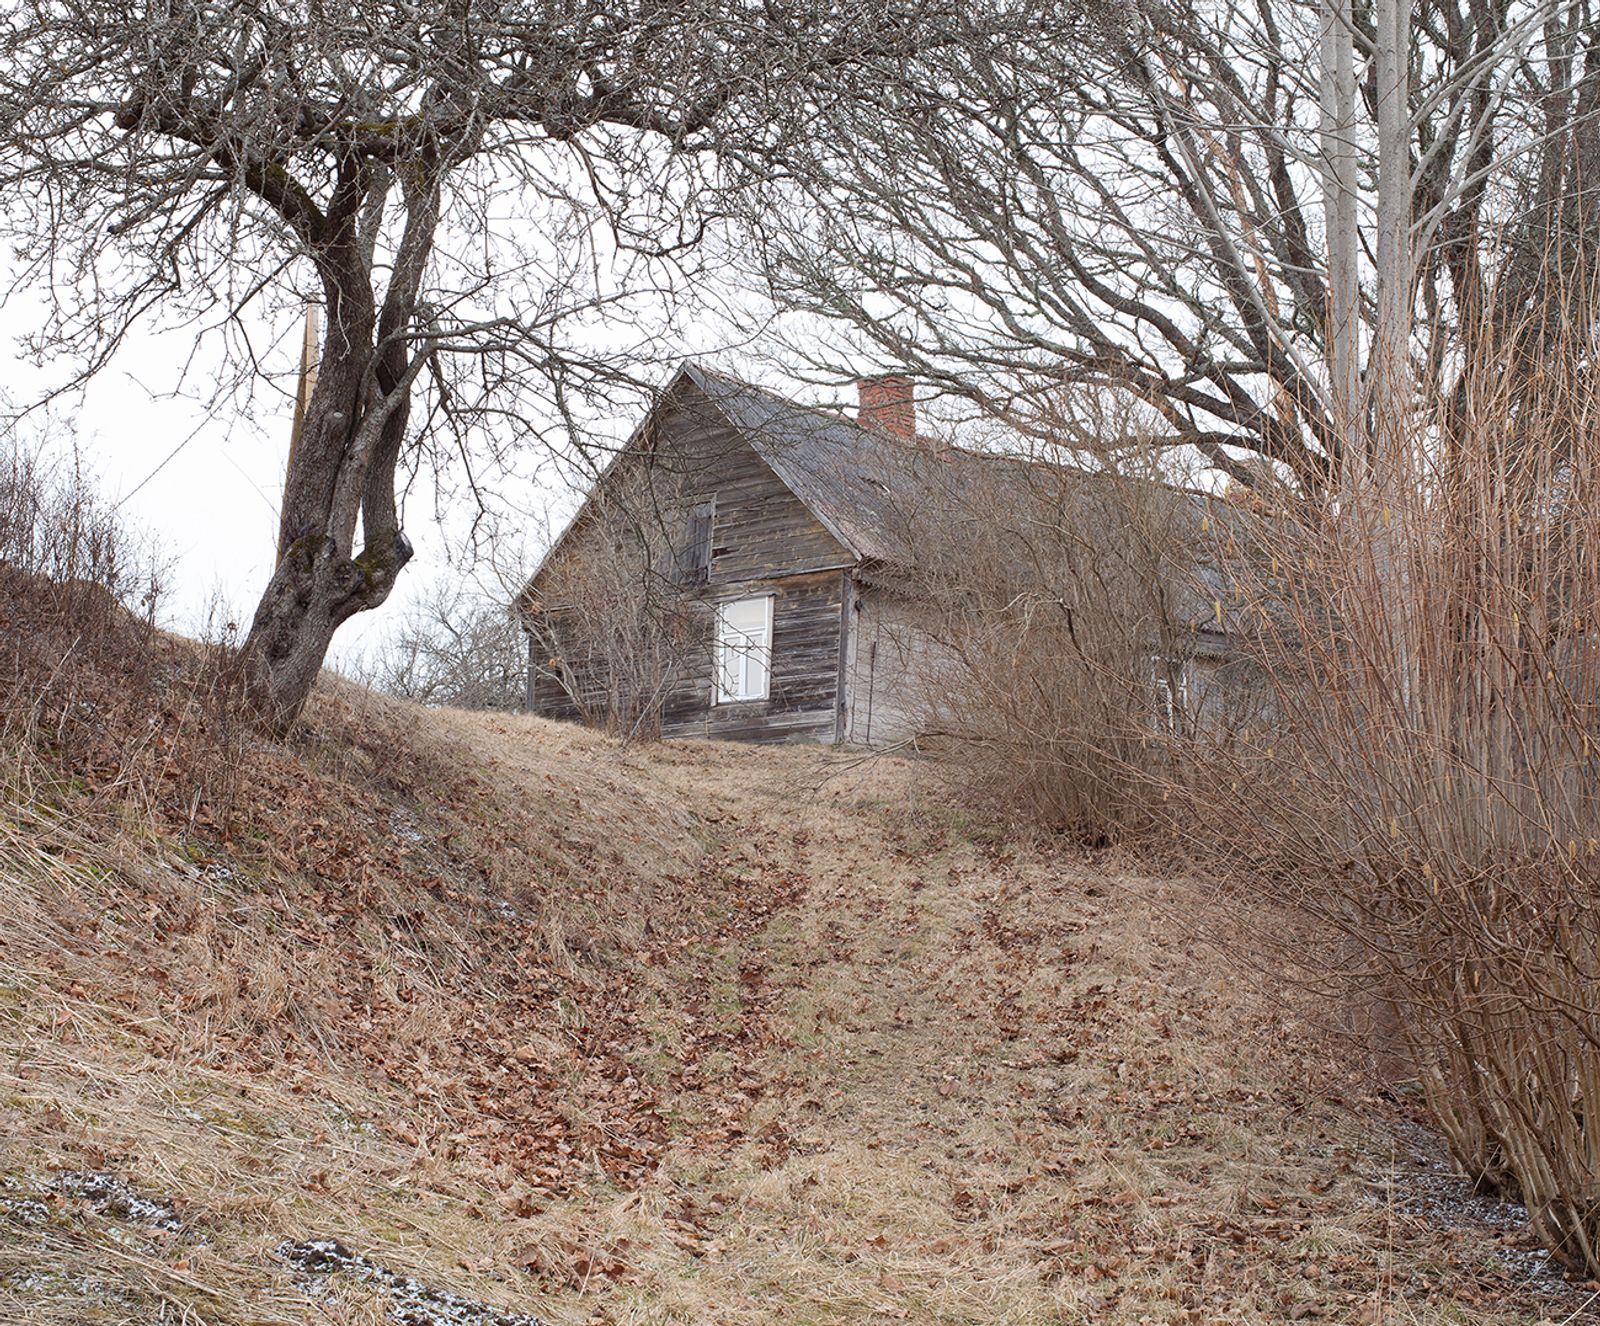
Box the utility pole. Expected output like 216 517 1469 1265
1372 0 1416 704
1320 0 1360 472
283 303 320 537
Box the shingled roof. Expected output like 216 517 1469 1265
525 360 949 592
680 361 931 564
526 361 1247 651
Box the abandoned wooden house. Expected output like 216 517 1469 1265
517 361 1243 744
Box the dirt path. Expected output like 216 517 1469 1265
2 711 1580 1326
540 742 1576 1326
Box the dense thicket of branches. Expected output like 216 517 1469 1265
750 0 1600 492
372 576 527 712
879 452 1210 838
1172 289 1600 1271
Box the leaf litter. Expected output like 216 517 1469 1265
2 683 1596 1324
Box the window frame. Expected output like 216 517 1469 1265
713 593 775 704
1151 655 1191 734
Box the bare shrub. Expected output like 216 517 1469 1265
880 444 1207 840
0 438 161 618
0 435 254 829
522 469 700 742
374 575 527 712
0 438 163 788
1179 295 1600 1274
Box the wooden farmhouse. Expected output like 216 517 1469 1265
517 361 1245 745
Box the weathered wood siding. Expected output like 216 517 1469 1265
670 387 853 585
527 380 853 743
660 570 847 743
525 626 596 724
841 582 947 747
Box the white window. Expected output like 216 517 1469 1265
1152 656 1190 733
715 596 773 702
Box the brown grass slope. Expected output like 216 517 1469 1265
0 597 1588 1323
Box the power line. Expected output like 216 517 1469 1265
114 427 202 509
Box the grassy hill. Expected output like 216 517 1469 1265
0 601 1586 1323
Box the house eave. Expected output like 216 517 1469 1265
679 362 866 563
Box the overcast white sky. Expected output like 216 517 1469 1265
9 324 467 671
3 285 678 673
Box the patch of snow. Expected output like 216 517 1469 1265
56 1172 188 1236
278 1238 540 1326
389 809 429 848
0 1266 141 1307
0 1179 52 1227
324 1102 380 1137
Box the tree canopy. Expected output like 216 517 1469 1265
748 0 1600 492
0 0 1009 721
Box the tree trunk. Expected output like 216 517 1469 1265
244 522 413 725
240 167 439 730
1320 0 1360 463
1371 0 1417 709
242 265 415 727
1373 0 1412 423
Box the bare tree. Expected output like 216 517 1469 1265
0 0 990 728
747 0 1600 494
372 574 527 712
521 464 700 741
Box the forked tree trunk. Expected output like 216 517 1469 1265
244 519 413 725
241 167 440 730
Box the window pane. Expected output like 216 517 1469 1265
716 597 772 702
716 633 740 700
722 596 767 636
744 637 769 698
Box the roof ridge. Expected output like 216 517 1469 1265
682 360 869 437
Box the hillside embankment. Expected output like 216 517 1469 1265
0 619 1588 1323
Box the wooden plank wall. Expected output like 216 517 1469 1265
661 569 845 743
528 380 853 743
670 385 853 581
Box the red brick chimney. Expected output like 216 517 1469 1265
857 374 916 441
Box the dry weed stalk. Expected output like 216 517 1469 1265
1179 285 1600 1275
0 437 255 834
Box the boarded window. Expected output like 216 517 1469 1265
715 595 773 702
676 500 715 586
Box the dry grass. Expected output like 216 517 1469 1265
0 672 1591 1323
